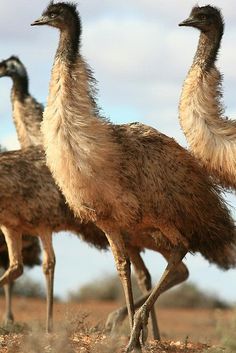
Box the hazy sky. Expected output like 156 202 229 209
0 1 236 302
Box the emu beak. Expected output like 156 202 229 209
31 16 50 26
179 16 198 27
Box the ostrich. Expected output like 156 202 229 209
179 5 236 190
0 56 43 148
32 2 236 351
0 234 41 324
0 57 189 339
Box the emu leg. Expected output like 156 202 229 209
105 232 141 352
3 282 14 324
128 247 159 340
0 227 23 286
126 247 187 352
105 257 189 336
40 232 55 333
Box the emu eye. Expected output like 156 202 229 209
199 14 207 21
49 12 57 18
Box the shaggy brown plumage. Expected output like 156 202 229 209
0 56 44 323
0 146 108 332
0 57 164 338
33 2 236 351
0 146 188 336
179 5 236 190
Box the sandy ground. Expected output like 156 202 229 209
0 297 233 352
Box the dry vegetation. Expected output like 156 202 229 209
0 277 234 352
0 294 235 353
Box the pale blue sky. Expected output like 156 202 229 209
1 0 236 302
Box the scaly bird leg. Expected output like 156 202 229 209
126 247 187 352
40 231 55 333
3 282 14 325
105 256 189 338
128 247 160 340
0 226 23 286
105 231 142 352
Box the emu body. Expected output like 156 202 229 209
0 146 107 332
179 5 236 190
33 2 236 350
0 146 188 336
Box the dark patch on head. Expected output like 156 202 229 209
7 55 21 64
0 55 28 96
190 5 224 26
43 1 79 25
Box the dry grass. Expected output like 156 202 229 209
0 298 235 353
0 322 209 353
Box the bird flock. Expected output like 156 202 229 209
0 2 235 352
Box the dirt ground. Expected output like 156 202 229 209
0 297 234 352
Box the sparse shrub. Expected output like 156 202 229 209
68 274 141 302
204 314 236 353
0 322 29 335
0 274 45 298
68 275 230 310
157 283 230 309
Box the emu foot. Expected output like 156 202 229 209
3 313 14 326
105 308 126 334
46 320 53 334
125 307 149 352
0 264 23 286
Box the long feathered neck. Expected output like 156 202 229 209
11 74 29 101
193 28 223 71
56 16 80 64
179 24 236 190
42 10 121 221
10 72 43 148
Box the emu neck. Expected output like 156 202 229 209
56 24 79 63
179 24 236 189
11 76 43 148
193 28 222 71
43 19 122 221
11 75 29 102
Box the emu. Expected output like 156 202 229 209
0 55 181 340
32 2 236 351
0 146 109 332
179 5 236 190
0 56 44 326
0 56 189 338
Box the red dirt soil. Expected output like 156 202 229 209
0 297 233 352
